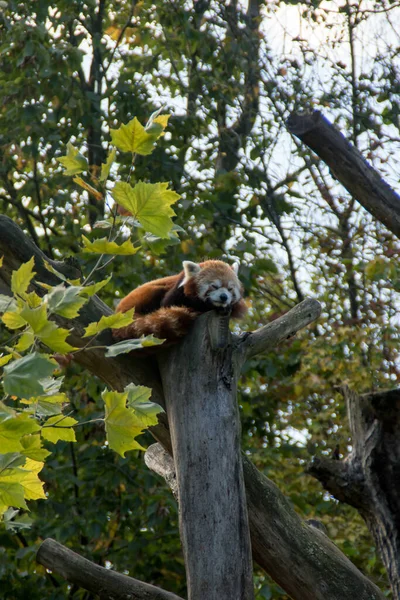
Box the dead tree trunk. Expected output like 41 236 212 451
308 387 400 600
158 314 254 600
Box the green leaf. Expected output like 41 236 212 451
58 142 88 176
0 413 41 452
19 303 48 333
112 181 180 238
3 353 56 399
103 389 146 457
0 457 46 501
41 415 77 443
110 117 161 155
47 285 87 318
99 147 117 182
37 324 77 353
0 482 28 514
80 275 112 297
105 335 165 357
15 331 34 352
11 257 36 298
2 310 26 330
0 354 13 367
126 383 164 427
83 308 135 337
20 435 51 461
81 236 139 255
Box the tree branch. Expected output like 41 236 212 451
286 110 400 238
236 298 321 361
36 538 184 600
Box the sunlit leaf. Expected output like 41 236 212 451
110 117 160 155
80 275 112 297
0 412 41 452
11 257 36 298
112 181 179 238
1 310 26 330
81 236 139 255
103 389 146 457
73 176 103 201
15 331 34 352
41 415 77 443
99 148 117 182
83 308 135 337
20 434 51 461
58 142 88 176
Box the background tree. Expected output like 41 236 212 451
1 0 400 598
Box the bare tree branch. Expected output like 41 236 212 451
36 538 184 600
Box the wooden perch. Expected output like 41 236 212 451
146 443 385 600
308 386 400 598
286 110 400 239
36 538 184 600
0 215 385 600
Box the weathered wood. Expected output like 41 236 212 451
146 444 386 600
309 387 400 599
158 313 254 600
286 110 400 239
237 298 321 362
36 538 184 600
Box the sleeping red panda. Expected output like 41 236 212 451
113 260 247 343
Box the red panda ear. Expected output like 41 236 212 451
182 261 201 284
231 262 239 275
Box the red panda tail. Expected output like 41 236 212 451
113 306 200 343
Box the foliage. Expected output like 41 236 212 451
1 0 400 597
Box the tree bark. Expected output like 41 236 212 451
158 313 254 600
146 443 386 600
36 538 184 600
308 387 400 599
286 110 400 238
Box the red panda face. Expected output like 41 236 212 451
181 260 243 309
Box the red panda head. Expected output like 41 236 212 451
180 260 244 310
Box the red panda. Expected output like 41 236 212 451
113 260 247 343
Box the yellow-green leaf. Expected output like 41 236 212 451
0 457 46 502
58 142 88 176
112 181 179 238
41 415 77 443
100 148 117 182
126 383 164 427
110 117 159 155
20 434 51 461
83 308 135 337
81 236 139 256
2 310 26 330
0 412 41 452
37 324 77 353
103 390 146 457
15 330 34 352
80 276 112 297
0 354 13 367
11 258 36 298
73 176 103 201
19 303 48 334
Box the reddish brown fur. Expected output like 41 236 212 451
113 260 247 344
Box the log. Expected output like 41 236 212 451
36 538 184 600
286 110 400 238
